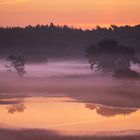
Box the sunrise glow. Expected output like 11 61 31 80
0 0 139 29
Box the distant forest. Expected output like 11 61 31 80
0 23 140 63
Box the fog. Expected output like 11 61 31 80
0 59 140 108
0 59 140 139
25 59 93 78
1 58 140 77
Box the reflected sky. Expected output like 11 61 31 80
0 97 140 136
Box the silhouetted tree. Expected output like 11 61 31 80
113 69 140 79
6 55 26 77
85 39 140 78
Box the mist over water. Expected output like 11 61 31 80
0 59 140 139
0 58 139 78
1 58 139 78
25 59 92 78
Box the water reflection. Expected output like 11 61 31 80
0 97 140 136
7 104 26 114
85 104 137 117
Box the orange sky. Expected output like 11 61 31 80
0 0 140 29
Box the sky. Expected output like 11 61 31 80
0 0 140 29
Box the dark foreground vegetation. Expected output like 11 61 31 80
0 24 140 62
0 128 140 140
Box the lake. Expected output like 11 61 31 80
0 59 140 140
0 96 140 136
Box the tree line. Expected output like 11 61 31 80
0 23 140 62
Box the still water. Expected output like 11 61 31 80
0 97 140 136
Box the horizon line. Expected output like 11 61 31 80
0 23 140 30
